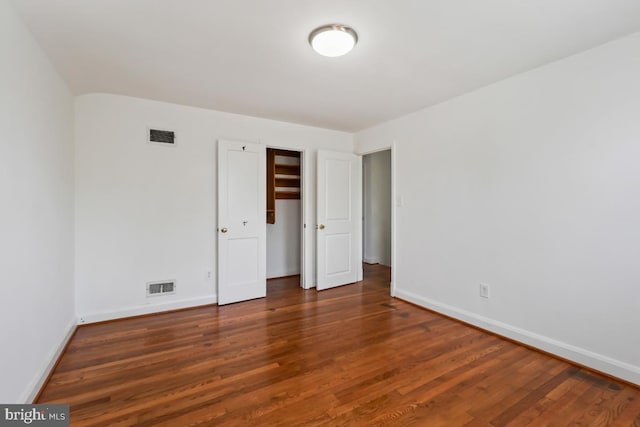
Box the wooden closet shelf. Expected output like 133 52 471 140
271 149 301 158
276 191 300 200
275 164 300 175
267 148 301 221
275 177 301 187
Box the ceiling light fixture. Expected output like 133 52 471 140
309 24 358 57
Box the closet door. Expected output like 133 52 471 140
217 139 266 304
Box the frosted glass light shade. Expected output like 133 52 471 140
309 25 358 57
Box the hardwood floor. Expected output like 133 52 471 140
38 264 639 426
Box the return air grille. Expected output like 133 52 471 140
146 280 176 296
149 129 176 145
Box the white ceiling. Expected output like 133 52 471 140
11 0 640 131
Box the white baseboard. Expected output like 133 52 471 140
79 295 218 324
395 288 640 386
363 257 379 265
23 318 77 403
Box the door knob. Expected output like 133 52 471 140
319 224 325 230
220 227 228 233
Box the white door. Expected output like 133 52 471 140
316 150 363 290
217 139 266 304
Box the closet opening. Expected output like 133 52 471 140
266 148 303 290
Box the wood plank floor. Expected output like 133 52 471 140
38 264 640 426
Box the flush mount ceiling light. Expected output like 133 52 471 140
309 24 358 57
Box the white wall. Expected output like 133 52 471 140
356 33 640 384
363 150 392 266
0 0 75 402
267 200 301 278
75 94 353 322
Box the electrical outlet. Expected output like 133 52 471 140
479 283 490 299
207 271 212 279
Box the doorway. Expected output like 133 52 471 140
362 149 392 285
266 148 303 289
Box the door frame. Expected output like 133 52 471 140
358 143 397 297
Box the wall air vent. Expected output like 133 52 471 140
146 280 176 297
148 128 176 146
